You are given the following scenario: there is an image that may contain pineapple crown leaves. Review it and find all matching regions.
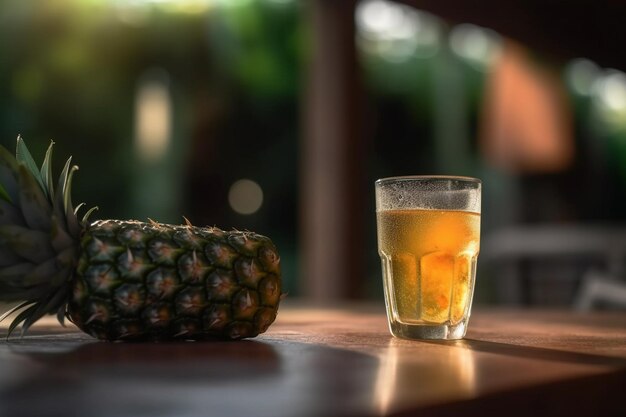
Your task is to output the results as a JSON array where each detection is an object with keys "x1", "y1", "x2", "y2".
[{"x1": 0, "y1": 136, "x2": 98, "y2": 337}]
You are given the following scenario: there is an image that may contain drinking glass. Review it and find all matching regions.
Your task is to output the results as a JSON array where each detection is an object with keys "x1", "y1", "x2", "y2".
[{"x1": 375, "y1": 176, "x2": 481, "y2": 340}]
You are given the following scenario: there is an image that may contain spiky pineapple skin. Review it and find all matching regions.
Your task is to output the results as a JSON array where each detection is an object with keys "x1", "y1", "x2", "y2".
[{"x1": 68, "y1": 220, "x2": 281, "y2": 341}]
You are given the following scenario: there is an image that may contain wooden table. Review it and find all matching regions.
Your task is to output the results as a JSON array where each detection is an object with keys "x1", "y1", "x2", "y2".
[{"x1": 1, "y1": 304, "x2": 625, "y2": 417}]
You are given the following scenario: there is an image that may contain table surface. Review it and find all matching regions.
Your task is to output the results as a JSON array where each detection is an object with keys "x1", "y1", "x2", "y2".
[{"x1": 1, "y1": 303, "x2": 625, "y2": 417}]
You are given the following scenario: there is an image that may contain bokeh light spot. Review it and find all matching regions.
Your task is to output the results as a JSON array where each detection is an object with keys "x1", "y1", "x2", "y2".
[{"x1": 228, "y1": 179, "x2": 264, "y2": 215}]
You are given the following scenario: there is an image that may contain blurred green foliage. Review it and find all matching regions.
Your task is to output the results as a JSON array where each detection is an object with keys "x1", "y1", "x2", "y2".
[
  {"x1": 0, "y1": 0, "x2": 303, "y2": 213},
  {"x1": 0, "y1": 0, "x2": 304, "y2": 293}
]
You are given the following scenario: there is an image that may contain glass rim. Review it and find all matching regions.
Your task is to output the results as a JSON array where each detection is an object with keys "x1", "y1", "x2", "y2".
[{"x1": 375, "y1": 175, "x2": 481, "y2": 186}]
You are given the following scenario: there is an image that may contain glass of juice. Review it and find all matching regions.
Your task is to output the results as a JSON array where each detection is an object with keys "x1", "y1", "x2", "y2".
[{"x1": 375, "y1": 176, "x2": 481, "y2": 340}]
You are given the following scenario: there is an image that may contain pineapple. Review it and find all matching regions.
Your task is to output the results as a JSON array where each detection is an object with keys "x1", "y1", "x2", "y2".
[{"x1": 0, "y1": 137, "x2": 281, "y2": 340}]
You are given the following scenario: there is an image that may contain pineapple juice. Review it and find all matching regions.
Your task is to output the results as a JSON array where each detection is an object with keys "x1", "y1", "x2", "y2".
[{"x1": 377, "y1": 208, "x2": 480, "y2": 326}]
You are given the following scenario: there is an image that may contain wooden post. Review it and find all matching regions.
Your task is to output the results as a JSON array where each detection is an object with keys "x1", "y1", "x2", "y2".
[{"x1": 300, "y1": 0, "x2": 364, "y2": 300}]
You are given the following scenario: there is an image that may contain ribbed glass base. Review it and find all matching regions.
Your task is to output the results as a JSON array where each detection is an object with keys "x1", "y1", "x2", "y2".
[{"x1": 388, "y1": 318, "x2": 469, "y2": 340}]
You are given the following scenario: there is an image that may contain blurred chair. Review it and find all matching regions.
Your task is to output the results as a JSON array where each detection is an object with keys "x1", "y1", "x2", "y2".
[
  {"x1": 574, "y1": 270, "x2": 626, "y2": 310},
  {"x1": 482, "y1": 225, "x2": 626, "y2": 309}
]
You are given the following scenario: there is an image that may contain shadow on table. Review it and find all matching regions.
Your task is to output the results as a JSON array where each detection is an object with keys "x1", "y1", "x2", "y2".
[
  {"x1": 0, "y1": 337, "x2": 380, "y2": 417},
  {"x1": 453, "y1": 339, "x2": 626, "y2": 367},
  {"x1": 16, "y1": 339, "x2": 282, "y2": 381}
]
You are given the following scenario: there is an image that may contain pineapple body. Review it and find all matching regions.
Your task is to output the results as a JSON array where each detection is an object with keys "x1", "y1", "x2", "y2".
[
  {"x1": 0, "y1": 138, "x2": 282, "y2": 340},
  {"x1": 69, "y1": 220, "x2": 281, "y2": 340}
]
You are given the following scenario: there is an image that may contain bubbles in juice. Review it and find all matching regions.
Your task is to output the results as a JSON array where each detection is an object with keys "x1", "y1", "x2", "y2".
[{"x1": 377, "y1": 209, "x2": 479, "y2": 325}]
